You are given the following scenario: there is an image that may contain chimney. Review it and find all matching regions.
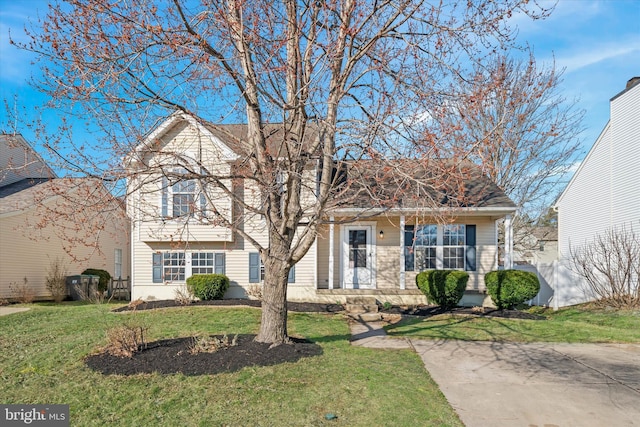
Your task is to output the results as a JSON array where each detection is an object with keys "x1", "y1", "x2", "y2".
[{"x1": 627, "y1": 77, "x2": 640, "y2": 90}]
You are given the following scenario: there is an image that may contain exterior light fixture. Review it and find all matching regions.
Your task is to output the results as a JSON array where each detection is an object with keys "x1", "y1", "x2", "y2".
[{"x1": 379, "y1": 230, "x2": 384, "y2": 239}]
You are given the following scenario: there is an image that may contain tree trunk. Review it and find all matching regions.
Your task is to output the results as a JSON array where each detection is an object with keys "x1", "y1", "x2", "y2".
[{"x1": 255, "y1": 254, "x2": 290, "y2": 344}]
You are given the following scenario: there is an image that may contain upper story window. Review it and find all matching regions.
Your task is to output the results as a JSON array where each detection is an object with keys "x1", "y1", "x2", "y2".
[
  {"x1": 172, "y1": 179, "x2": 196, "y2": 217},
  {"x1": 161, "y1": 168, "x2": 206, "y2": 219}
]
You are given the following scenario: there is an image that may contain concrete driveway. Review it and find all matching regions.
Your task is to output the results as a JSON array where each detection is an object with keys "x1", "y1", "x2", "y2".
[{"x1": 411, "y1": 340, "x2": 640, "y2": 427}]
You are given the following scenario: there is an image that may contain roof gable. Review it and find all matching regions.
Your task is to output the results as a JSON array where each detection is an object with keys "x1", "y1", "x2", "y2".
[
  {"x1": 127, "y1": 112, "x2": 240, "y2": 167},
  {"x1": 0, "y1": 134, "x2": 56, "y2": 187}
]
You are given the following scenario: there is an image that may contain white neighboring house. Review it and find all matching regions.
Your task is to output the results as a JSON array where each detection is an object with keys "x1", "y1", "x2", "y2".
[
  {"x1": 126, "y1": 112, "x2": 518, "y2": 305},
  {"x1": 552, "y1": 77, "x2": 639, "y2": 306},
  {"x1": 556, "y1": 78, "x2": 639, "y2": 256},
  {"x1": 0, "y1": 134, "x2": 130, "y2": 300}
]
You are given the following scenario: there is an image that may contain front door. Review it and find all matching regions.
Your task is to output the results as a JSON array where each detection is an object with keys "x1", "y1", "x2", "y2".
[{"x1": 343, "y1": 226, "x2": 374, "y2": 289}]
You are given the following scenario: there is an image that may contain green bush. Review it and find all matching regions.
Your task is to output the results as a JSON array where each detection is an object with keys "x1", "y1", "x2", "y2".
[
  {"x1": 416, "y1": 270, "x2": 469, "y2": 310},
  {"x1": 186, "y1": 274, "x2": 229, "y2": 300},
  {"x1": 485, "y1": 269, "x2": 540, "y2": 309},
  {"x1": 82, "y1": 268, "x2": 111, "y2": 293}
]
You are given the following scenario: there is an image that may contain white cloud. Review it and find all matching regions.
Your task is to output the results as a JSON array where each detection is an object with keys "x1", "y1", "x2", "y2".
[{"x1": 557, "y1": 41, "x2": 640, "y2": 74}]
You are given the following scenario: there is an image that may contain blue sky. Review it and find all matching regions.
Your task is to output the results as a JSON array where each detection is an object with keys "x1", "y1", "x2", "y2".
[{"x1": 1, "y1": 0, "x2": 639, "y2": 169}]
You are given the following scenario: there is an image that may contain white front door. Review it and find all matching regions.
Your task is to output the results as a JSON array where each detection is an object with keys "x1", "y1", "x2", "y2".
[{"x1": 343, "y1": 226, "x2": 374, "y2": 289}]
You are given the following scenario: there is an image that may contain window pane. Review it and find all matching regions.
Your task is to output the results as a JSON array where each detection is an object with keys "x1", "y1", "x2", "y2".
[
  {"x1": 173, "y1": 194, "x2": 194, "y2": 217},
  {"x1": 415, "y1": 247, "x2": 436, "y2": 271},
  {"x1": 443, "y1": 247, "x2": 464, "y2": 269},
  {"x1": 163, "y1": 253, "x2": 185, "y2": 281},
  {"x1": 415, "y1": 225, "x2": 437, "y2": 246},
  {"x1": 443, "y1": 224, "x2": 465, "y2": 246}
]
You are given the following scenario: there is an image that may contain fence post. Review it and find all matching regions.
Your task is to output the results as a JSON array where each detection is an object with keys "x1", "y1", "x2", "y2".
[{"x1": 553, "y1": 260, "x2": 559, "y2": 311}]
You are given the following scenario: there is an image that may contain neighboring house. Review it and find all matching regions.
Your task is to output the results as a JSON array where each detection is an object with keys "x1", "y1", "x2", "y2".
[
  {"x1": 513, "y1": 226, "x2": 558, "y2": 265},
  {"x1": 556, "y1": 78, "x2": 639, "y2": 257},
  {"x1": 127, "y1": 113, "x2": 517, "y2": 306},
  {"x1": 546, "y1": 77, "x2": 640, "y2": 307},
  {"x1": 0, "y1": 134, "x2": 130, "y2": 300}
]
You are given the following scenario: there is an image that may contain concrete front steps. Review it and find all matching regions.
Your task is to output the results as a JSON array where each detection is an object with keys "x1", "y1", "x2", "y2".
[{"x1": 345, "y1": 297, "x2": 383, "y2": 321}]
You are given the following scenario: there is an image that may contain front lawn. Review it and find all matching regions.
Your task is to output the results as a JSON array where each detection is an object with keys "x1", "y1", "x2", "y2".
[
  {"x1": 0, "y1": 303, "x2": 461, "y2": 426},
  {"x1": 386, "y1": 306, "x2": 640, "y2": 343}
]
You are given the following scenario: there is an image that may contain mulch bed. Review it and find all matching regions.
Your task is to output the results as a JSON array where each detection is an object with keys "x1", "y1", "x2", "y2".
[
  {"x1": 85, "y1": 334, "x2": 322, "y2": 376},
  {"x1": 88, "y1": 299, "x2": 543, "y2": 376},
  {"x1": 110, "y1": 298, "x2": 344, "y2": 314}
]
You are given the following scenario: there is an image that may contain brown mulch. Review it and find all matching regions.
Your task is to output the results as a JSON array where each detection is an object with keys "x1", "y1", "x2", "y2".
[
  {"x1": 88, "y1": 299, "x2": 543, "y2": 376},
  {"x1": 85, "y1": 334, "x2": 322, "y2": 376},
  {"x1": 110, "y1": 298, "x2": 344, "y2": 314}
]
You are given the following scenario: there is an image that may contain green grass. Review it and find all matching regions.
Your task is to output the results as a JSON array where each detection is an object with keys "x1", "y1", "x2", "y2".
[
  {"x1": 386, "y1": 306, "x2": 640, "y2": 343},
  {"x1": 0, "y1": 303, "x2": 462, "y2": 427}
]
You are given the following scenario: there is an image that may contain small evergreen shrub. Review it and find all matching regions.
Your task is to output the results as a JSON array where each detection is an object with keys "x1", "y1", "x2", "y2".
[
  {"x1": 186, "y1": 274, "x2": 229, "y2": 300},
  {"x1": 82, "y1": 268, "x2": 111, "y2": 293},
  {"x1": 416, "y1": 270, "x2": 469, "y2": 309},
  {"x1": 485, "y1": 269, "x2": 540, "y2": 309}
]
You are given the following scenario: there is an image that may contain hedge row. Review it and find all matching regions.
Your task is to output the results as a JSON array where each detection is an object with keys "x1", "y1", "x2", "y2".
[{"x1": 416, "y1": 269, "x2": 540, "y2": 310}]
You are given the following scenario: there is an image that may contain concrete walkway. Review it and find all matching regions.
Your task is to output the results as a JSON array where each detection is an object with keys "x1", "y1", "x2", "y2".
[
  {"x1": 0, "y1": 306, "x2": 30, "y2": 316},
  {"x1": 349, "y1": 318, "x2": 640, "y2": 427}
]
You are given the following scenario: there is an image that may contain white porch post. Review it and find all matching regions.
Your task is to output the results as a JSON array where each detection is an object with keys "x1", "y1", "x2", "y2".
[
  {"x1": 400, "y1": 215, "x2": 406, "y2": 290},
  {"x1": 504, "y1": 214, "x2": 513, "y2": 269},
  {"x1": 328, "y1": 216, "x2": 334, "y2": 290}
]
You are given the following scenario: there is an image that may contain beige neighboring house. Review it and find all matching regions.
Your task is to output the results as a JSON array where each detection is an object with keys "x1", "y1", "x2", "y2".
[
  {"x1": 127, "y1": 113, "x2": 517, "y2": 306},
  {"x1": 513, "y1": 226, "x2": 558, "y2": 265},
  {"x1": 0, "y1": 134, "x2": 130, "y2": 300}
]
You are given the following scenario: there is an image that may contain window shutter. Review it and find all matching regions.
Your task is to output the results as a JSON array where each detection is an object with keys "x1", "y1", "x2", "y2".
[
  {"x1": 215, "y1": 253, "x2": 226, "y2": 275},
  {"x1": 152, "y1": 253, "x2": 163, "y2": 283},
  {"x1": 288, "y1": 264, "x2": 295, "y2": 283},
  {"x1": 249, "y1": 253, "x2": 260, "y2": 283},
  {"x1": 404, "y1": 225, "x2": 415, "y2": 272},
  {"x1": 199, "y1": 192, "x2": 206, "y2": 217},
  {"x1": 465, "y1": 225, "x2": 477, "y2": 271},
  {"x1": 161, "y1": 176, "x2": 168, "y2": 217}
]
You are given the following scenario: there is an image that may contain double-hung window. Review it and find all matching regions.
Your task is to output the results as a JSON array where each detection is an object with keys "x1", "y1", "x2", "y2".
[
  {"x1": 404, "y1": 224, "x2": 476, "y2": 272},
  {"x1": 162, "y1": 168, "x2": 205, "y2": 219},
  {"x1": 172, "y1": 179, "x2": 196, "y2": 217},
  {"x1": 443, "y1": 225, "x2": 466, "y2": 269},
  {"x1": 192, "y1": 252, "x2": 226, "y2": 275},
  {"x1": 162, "y1": 252, "x2": 186, "y2": 281},
  {"x1": 415, "y1": 224, "x2": 438, "y2": 271},
  {"x1": 152, "y1": 252, "x2": 226, "y2": 283}
]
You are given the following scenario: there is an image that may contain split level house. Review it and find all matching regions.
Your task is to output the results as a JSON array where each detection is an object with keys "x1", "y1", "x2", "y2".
[
  {"x1": 0, "y1": 134, "x2": 130, "y2": 300},
  {"x1": 126, "y1": 113, "x2": 517, "y2": 306}
]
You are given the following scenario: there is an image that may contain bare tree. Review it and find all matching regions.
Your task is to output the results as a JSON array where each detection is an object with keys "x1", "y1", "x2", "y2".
[
  {"x1": 431, "y1": 53, "x2": 584, "y2": 252},
  {"x1": 12, "y1": 0, "x2": 551, "y2": 344},
  {"x1": 570, "y1": 223, "x2": 640, "y2": 309}
]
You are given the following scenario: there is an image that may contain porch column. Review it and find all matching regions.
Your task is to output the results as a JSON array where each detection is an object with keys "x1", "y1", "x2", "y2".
[
  {"x1": 328, "y1": 216, "x2": 334, "y2": 290},
  {"x1": 504, "y1": 214, "x2": 513, "y2": 269},
  {"x1": 400, "y1": 215, "x2": 405, "y2": 290}
]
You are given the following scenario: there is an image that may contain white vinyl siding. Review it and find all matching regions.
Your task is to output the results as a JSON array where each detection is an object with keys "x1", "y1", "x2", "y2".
[{"x1": 557, "y1": 83, "x2": 640, "y2": 258}]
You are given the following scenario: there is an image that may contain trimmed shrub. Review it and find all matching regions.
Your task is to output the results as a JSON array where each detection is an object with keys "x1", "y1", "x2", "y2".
[
  {"x1": 186, "y1": 274, "x2": 229, "y2": 300},
  {"x1": 485, "y1": 269, "x2": 540, "y2": 309},
  {"x1": 416, "y1": 270, "x2": 469, "y2": 310},
  {"x1": 82, "y1": 268, "x2": 111, "y2": 293}
]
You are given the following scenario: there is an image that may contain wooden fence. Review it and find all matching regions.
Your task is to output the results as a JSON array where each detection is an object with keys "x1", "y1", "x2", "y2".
[{"x1": 108, "y1": 277, "x2": 131, "y2": 301}]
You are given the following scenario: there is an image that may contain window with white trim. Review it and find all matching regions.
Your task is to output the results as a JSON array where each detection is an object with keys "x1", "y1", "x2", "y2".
[
  {"x1": 114, "y1": 249, "x2": 123, "y2": 278},
  {"x1": 404, "y1": 224, "x2": 476, "y2": 272},
  {"x1": 443, "y1": 224, "x2": 466, "y2": 269},
  {"x1": 163, "y1": 252, "x2": 185, "y2": 281},
  {"x1": 415, "y1": 224, "x2": 437, "y2": 271},
  {"x1": 192, "y1": 252, "x2": 226, "y2": 275},
  {"x1": 153, "y1": 252, "x2": 226, "y2": 283},
  {"x1": 161, "y1": 168, "x2": 207, "y2": 219}
]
